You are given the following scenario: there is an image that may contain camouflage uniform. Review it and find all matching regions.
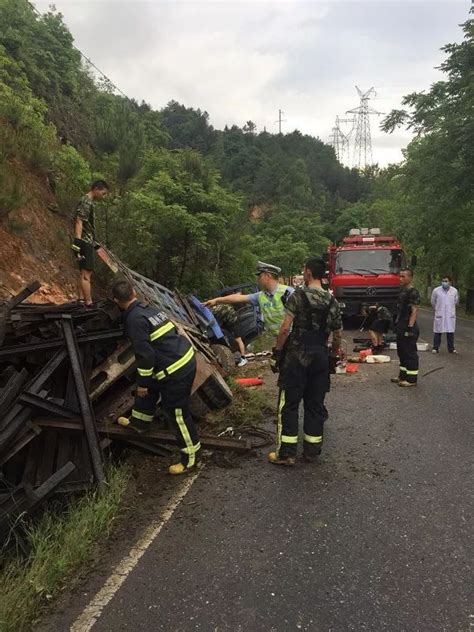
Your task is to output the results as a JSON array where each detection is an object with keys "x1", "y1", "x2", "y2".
[
  {"x1": 367, "y1": 304, "x2": 392, "y2": 334},
  {"x1": 396, "y1": 287, "x2": 421, "y2": 384},
  {"x1": 276, "y1": 287, "x2": 342, "y2": 458},
  {"x1": 73, "y1": 196, "x2": 96, "y2": 270},
  {"x1": 211, "y1": 304, "x2": 239, "y2": 330}
]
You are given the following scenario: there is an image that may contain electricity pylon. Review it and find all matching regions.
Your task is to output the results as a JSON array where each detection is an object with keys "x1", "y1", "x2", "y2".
[
  {"x1": 329, "y1": 115, "x2": 355, "y2": 164},
  {"x1": 346, "y1": 86, "x2": 383, "y2": 169}
]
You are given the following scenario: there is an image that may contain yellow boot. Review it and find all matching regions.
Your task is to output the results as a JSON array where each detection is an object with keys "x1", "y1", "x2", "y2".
[
  {"x1": 399, "y1": 380, "x2": 417, "y2": 388},
  {"x1": 117, "y1": 416, "x2": 150, "y2": 434},
  {"x1": 268, "y1": 452, "x2": 296, "y2": 466},
  {"x1": 169, "y1": 462, "x2": 197, "y2": 475}
]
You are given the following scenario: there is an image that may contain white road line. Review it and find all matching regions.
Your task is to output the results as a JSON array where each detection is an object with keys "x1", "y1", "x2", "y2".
[{"x1": 70, "y1": 469, "x2": 202, "y2": 632}]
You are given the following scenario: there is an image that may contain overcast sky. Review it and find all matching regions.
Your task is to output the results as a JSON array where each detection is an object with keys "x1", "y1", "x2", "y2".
[{"x1": 35, "y1": 0, "x2": 469, "y2": 166}]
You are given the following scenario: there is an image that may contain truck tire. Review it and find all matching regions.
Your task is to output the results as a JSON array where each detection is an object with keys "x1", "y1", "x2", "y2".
[
  {"x1": 189, "y1": 392, "x2": 210, "y2": 420},
  {"x1": 196, "y1": 370, "x2": 233, "y2": 411},
  {"x1": 210, "y1": 343, "x2": 236, "y2": 375}
]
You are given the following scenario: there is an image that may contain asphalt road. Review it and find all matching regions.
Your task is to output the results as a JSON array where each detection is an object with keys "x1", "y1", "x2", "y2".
[{"x1": 42, "y1": 309, "x2": 473, "y2": 632}]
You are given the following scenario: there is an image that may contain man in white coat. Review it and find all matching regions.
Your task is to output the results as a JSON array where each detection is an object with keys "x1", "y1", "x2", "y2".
[{"x1": 431, "y1": 275, "x2": 459, "y2": 354}]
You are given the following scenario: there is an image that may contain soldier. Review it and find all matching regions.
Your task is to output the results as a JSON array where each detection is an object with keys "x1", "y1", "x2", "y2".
[
  {"x1": 211, "y1": 303, "x2": 248, "y2": 367},
  {"x1": 268, "y1": 258, "x2": 343, "y2": 465},
  {"x1": 71, "y1": 180, "x2": 109, "y2": 307},
  {"x1": 204, "y1": 262, "x2": 293, "y2": 336},
  {"x1": 112, "y1": 279, "x2": 201, "y2": 475},
  {"x1": 391, "y1": 268, "x2": 421, "y2": 387}
]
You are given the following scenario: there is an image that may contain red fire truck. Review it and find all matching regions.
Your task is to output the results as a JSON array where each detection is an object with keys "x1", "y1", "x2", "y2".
[{"x1": 324, "y1": 228, "x2": 416, "y2": 317}]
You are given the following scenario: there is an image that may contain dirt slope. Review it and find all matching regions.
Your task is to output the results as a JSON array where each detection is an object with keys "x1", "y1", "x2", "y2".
[{"x1": 0, "y1": 171, "x2": 80, "y2": 303}]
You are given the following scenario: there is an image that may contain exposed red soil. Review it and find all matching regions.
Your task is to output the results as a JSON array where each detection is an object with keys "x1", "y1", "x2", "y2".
[{"x1": 0, "y1": 170, "x2": 79, "y2": 303}]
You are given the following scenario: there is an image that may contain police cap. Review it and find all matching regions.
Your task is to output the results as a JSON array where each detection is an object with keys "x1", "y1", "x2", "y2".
[{"x1": 256, "y1": 261, "x2": 281, "y2": 277}]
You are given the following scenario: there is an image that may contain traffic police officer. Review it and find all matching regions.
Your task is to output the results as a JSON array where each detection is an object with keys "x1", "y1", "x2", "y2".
[
  {"x1": 269, "y1": 258, "x2": 343, "y2": 465},
  {"x1": 204, "y1": 262, "x2": 293, "y2": 336},
  {"x1": 392, "y1": 268, "x2": 421, "y2": 387},
  {"x1": 112, "y1": 279, "x2": 200, "y2": 475}
]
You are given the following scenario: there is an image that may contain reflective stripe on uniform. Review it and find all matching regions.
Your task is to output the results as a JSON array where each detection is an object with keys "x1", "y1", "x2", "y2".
[
  {"x1": 182, "y1": 441, "x2": 201, "y2": 455},
  {"x1": 137, "y1": 367, "x2": 153, "y2": 377},
  {"x1": 276, "y1": 390, "x2": 285, "y2": 450},
  {"x1": 176, "y1": 408, "x2": 197, "y2": 467},
  {"x1": 406, "y1": 369, "x2": 419, "y2": 375},
  {"x1": 304, "y1": 433, "x2": 322, "y2": 444},
  {"x1": 132, "y1": 409, "x2": 153, "y2": 422},
  {"x1": 150, "y1": 321, "x2": 175, "y2": 341},
  {"x1": 281, "y1": 435, "x2": 298, "y2": 444},
  {"x1": 399, "y1": 366, "x2": 407, "y2": 371},
  {"x1": 155, "y1": 346, "x2": 195, "y2": 381}
]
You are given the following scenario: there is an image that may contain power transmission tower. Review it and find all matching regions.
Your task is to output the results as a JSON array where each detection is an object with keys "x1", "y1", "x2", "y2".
[
  {"x1": 346, "y1": 86, "x2": 383, "y2": 169},
  {"x1": 275, "y1": 109, "x2": 286, "y2": 134},
  {"x1": 329, "y1": 115, "x2": 354, "y2": 164}
]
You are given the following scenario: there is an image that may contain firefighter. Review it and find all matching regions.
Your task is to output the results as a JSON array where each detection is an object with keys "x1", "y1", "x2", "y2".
[
  {"x1": 268, "y1": 258, "x2": 343, "y2": 465},
  {"x1": 112, "y1": 279, "x2": 200, "y2": 475},
  {"x1": 204, "y1": 262, "x2": 293, "y2": 336},
  {"x1": 391, "y1": 268, "x2": 421, "y2": 387}
]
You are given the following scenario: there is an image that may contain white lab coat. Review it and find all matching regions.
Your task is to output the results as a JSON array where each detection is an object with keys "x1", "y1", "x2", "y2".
[{"x1": 431, "y1": 285, "x2": 459, "y2": 333}]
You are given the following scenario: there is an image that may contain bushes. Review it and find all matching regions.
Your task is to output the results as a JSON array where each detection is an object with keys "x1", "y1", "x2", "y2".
[{"x1": 50, "y1": 144, "x2": 91, "y2": 214}]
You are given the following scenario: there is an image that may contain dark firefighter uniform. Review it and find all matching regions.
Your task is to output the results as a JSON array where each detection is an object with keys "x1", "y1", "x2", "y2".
[
  {"x1": 395, "y1": 287, "x2": 421, "y2": 385},
  {"x1": 123, "y1": 300, "x2": 200, "y2": 467},
  {"x1": 276, "y1": 288, "x2": 342, "y2": 459}
]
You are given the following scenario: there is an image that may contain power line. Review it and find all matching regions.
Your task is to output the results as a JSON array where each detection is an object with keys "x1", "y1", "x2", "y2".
[{"x1": 27, "y1": 0, "x2": 130, "y2": 101}]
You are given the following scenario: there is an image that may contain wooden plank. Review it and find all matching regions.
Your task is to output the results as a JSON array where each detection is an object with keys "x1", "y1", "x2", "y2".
[
  {"x1": 36, "y1": 418, "x2": 251, "y2": 452},
  {"x1": 35, "y1": 430, "x2": 58, "y2": 487},
  {"x1": 0, "y1": 350, "x2": 67, "y2": 455},
  {"x1": 61, "y1": 318, "x2": 105, "y2": 486},
  {"x1": 0, "y1": 281, "x2": 41, "y2": 346},
  {"x1": 0, "y1": 368, "x2": 29, "y2": 412},
  {"x1": 0, "y1": 422, "x2": 41, "y2": 467}
]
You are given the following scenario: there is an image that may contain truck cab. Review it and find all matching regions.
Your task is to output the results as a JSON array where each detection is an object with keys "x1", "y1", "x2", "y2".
[{"x1": 326, "y1": 228, "x2": 408, "y2": 318}]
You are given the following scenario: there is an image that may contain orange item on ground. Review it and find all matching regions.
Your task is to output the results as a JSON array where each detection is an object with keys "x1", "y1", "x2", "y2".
[
  {"x1": 345, "y1": 363, "x2": 359, "y2": 373},
  {"x1": 359, "y1": 348, "x2": 373, "y2": 360},
  {"x1": 235, "y1": 377, "x2": 264, "y2": 387}
]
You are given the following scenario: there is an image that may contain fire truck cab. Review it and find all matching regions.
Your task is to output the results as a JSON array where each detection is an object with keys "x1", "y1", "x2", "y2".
[{"x1": 325, "y1": 228, "x2": 414, "y2": 318}]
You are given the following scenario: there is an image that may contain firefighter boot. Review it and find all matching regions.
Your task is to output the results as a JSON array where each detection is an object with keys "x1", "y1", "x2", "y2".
[
  {"x1": 399, "y1": 380, "x2": 417, "y2": 388},
  {"x1": 268, "y1": 451, "x2": 296, "y2": 466},
  {"x1": 169, "y1": 459, "x2": 201, "y2": 475},
  {"x1": 391, "y1": 377, "x2": 401, "y2": 384},
  {"x1": 117, "y1": 416, "x2": 151, "y2": 434}
]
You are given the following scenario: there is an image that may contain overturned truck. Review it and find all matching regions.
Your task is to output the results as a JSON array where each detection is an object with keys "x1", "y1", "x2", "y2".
[{"x1": 0, "y1": 247, "x2": 243, "y2": 544}]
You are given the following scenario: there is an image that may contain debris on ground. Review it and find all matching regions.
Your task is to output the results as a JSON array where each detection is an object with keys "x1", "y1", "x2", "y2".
[{"x1": 0, "y1": 265, "x2": 255, "y2": 547}]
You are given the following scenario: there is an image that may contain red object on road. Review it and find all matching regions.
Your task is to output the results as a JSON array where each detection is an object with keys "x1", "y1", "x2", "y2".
[
  {"x1": 235, "y1": 377, "x2": 264, "y2": 387},
  {"x1": 359, "y1": 348, "x2": 373, "y2": 359},
  {"x1": 346, "y1": 363, "x2": 359, "y2": 373}
]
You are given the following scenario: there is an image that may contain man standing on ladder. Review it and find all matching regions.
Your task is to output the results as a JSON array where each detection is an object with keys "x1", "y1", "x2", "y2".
[{"x1": 112, "y1": 279, "x2": 200, "y2": 475}]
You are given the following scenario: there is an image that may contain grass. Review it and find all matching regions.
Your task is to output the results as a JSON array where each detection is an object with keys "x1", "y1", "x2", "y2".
[
  {"x1": 210, "y1": 376, "x2": 275, "y2": 428},
  {"x1": 0, "y1": 465, "x2": 130, "y2": 632}
]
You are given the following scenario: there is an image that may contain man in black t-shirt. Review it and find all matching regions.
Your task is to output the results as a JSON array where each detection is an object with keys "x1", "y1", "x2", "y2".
[{"x1": 392, "y1": 269, "x2": 421, "y2": 387}]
